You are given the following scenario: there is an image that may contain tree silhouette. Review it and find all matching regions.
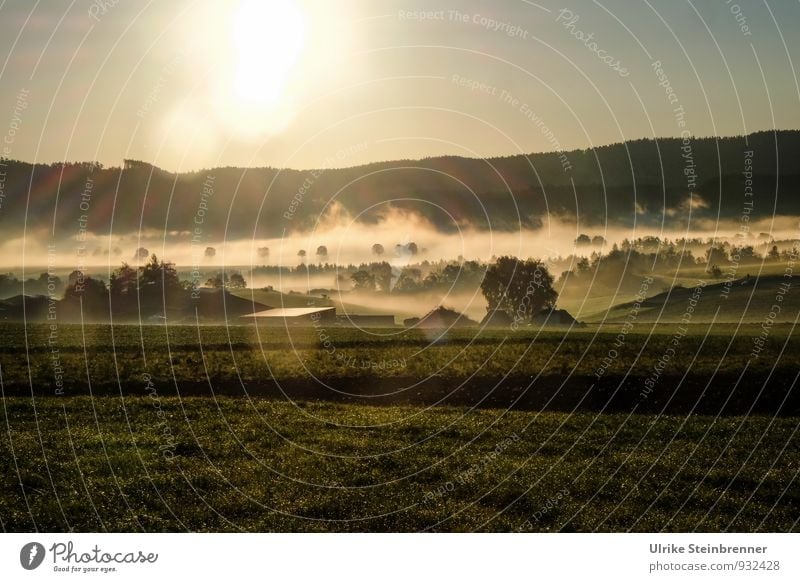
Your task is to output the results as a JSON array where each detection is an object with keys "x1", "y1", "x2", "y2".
[
  {"x1": 206, "y1": 273, "x2": 227, "y2": 288},
  {"x1": 63, "y1": 275, "x2": 108, "y2": 319},
  {"x1": 480, "y1": 256, "x2": 557, "y2": 322},
  {"x1": 228, "y1": 272, "x2": 247, "y2": 288},
  {"x1": 351, "y1": 270, "x2": 376, "y2": 291},
  {"x1": 591, "y1": 235, "x2": 606, "y2": 247},
  {"x1": 109, "y1": 263, "x2": 138, "y2": 303}
]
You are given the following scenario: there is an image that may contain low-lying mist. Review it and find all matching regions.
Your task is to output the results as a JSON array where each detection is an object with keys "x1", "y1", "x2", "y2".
[{"x1": 7, "y1": 211, "x2": 800, "y2": 276}]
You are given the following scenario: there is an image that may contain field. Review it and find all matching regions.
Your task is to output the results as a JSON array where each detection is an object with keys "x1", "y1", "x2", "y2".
[
  {"x1": 2, "y1": 397, "x2": 798, "y2": 532},
  {"x1": 0, "y1": 321, "x2": 799, "y2": 532}
]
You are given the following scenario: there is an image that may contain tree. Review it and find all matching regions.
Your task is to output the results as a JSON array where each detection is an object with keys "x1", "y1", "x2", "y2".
[
  {"x1": 768, "y1": 245, "x2": 780, "y2": 261},
  {"x1": 591, "y1": 235, "x2": 606, "y2": 247},
  {"x1": 107, "y1": 262, "x2": 140, "y2": 316},
  {"x1": 351, "y1": 270, "x2": 376, "y2": 291},
  {"x1": 371, "y1": 262, "x2": 393, "y2": 292},
  {"x1": 394, "y1": 268, "x2": 422, "y2": 292},
  {"x1": 372, "y1": 243, "x2": 384, "y2": 256},
  {"x1": 133, "y1": 247, "x2": 149, "y2": 261},
  {"x1": 63, "y1": 275, "x2": 108, "y2": 319},
  {"x1": 394, "y1": 242, "x2": 418, "y2": 257},
  {"x1": 316, "y1": 245, "x2": 328, "y2": 261},
  {"x1": 206, "y1": 273, "x2": 227, "y2": 288},
  {"x1": 204, "y1": 247, "x2": 216, "y2": 258},
  {"x1": 705, "y1": 246, "x2": 728, "y2": 269},
  {"x1": 257, "y1": 247, "x2": 270, "y2": 259},
  {"x1": 137, "y1": 254, "x2": 185, "y2": 316},
  {"x1": 575, "y1": 234, "x2": 591, "y2": 247},
  {"x1": 64, "y1": 275, "x2": 106, "y2": 299},
  {"x1": 228, "y1": 272, "x2": 247, "y2": 289},
  {"x1": 297, "y1": 249, "x2": 307, "y2": 262},
  {"x1": 139, "y1": 254, "x2": 181, "y2": 291},
  {"x1": 731, "y1": 245, "x2": 757, "y2": 263},
  {"x1": 109, "y1": 263, "x2": 138, "y2": 298},
  {"x1": 480, "y1": 256, "x2": 557, "y2": 323}
]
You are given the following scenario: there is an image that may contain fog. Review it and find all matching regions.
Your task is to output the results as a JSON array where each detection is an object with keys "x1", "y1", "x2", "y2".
[{"x1": 8, "y1": 212, "x2": 799, "y2": 275}]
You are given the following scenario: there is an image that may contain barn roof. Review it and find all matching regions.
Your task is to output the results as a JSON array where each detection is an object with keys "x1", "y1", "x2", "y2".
[{"x1": 241, "y1": 306, "x2": 335, "y2": 318}]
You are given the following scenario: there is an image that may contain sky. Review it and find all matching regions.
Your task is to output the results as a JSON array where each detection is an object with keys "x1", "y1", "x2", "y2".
[{"x1": 0, "y1": 0, "x2": 799, "y2": 172}]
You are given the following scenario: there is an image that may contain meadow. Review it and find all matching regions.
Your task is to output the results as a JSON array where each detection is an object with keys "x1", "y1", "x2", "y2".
[
  {"x1": 2, "y1": 321, "x2": 798, "y2": 382},
  {"x1": 1, "y1": 397, "x2": 798, "y2": 532},
  {"x1": 0, "y1": 321, "x2": 798, "y2": 532}
]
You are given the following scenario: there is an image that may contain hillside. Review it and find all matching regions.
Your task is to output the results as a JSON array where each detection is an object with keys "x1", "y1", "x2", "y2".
[
  {"x1": 1, "y1": 131, "x2": 798, "y2": 244},
  {"x1": 595, "y1": 275, "x2": 798, "y2": 323},
  {"x1": 0, "y1": 288, "x2": 268, "y2": 324}
]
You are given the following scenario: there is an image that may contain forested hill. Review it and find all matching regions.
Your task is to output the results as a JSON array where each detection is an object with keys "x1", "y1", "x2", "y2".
[{"x1": 1, "y1": 130, "x2": 798, "y2": 241}]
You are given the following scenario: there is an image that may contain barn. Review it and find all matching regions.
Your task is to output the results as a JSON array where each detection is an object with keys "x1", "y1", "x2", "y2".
[
  {"x1": 337, "y1": 314, "x2": 396, "y2": 327},
  {"x1": 241, "y1": 306, "x2": 336, "y2": 326}
]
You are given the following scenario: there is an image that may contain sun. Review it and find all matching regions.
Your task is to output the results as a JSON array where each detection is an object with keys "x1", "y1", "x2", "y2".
[
  {"x1": 163, "y1": 0, "x2": 353, "y2": 149},
  {"x1": 231, "y1": 0, "x2": 306, "y2": 106}
]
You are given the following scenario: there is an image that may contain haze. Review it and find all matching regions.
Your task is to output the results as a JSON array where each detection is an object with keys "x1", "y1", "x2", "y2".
[{"x1": 0, "y1": 0, "x2": 798, "y2": 172}]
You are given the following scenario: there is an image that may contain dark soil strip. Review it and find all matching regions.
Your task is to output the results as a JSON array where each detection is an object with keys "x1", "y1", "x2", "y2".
[{"x1": 7, "y1": 371, "x2": 799, "y2": 416}]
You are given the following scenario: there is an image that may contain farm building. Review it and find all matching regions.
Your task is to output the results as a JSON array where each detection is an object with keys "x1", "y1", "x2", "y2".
[
  {"x1": 241, "y1": 306, "x2": 336, "y2": 326},
  {"x1": 337, "y1": 314, "x2": 396, "y2": 327},
  {"x1": 532, "y1": 308, "x2": 583, "y2": 327},
  {"x1": 479, "y1": 309, "x2": 513, "y2": 328},
  {"x1": 404, "y1": 306, "x2": 477, "y2": 329}
]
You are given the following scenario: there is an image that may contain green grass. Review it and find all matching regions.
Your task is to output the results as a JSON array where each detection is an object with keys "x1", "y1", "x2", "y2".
[
  {"x1": 1, "y1": 396, "x2": 797, "y2": 532},
  {"x1": 1, "y1": 322, "x2": 798, "y2": 532},
  {"x1": 1, "y1": 322, "x2": 797, "y2": 388}
]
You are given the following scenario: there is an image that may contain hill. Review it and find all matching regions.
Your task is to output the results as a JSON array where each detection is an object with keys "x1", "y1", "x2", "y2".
[
  {"x1": 0, "y1": 289, "x2": 268, "y2": 324},
  {"x1": 1, "y1": 131, "x2": 799, "y2": 244},
  {"x1": 595, "y1": 275, "x2": 798, "y2": 323}
]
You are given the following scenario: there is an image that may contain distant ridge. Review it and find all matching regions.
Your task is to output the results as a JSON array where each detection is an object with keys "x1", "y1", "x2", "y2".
[{"x1": 1, "y1": 130, "x2": 798, "y2": 241}]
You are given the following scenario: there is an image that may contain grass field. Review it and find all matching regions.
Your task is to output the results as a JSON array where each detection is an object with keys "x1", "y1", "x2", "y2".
[
  {"x1": 0, "y1": 321, "x2": 798, "y2": 532},
  {"x1": 1, "y1": 397, "x2": 798, "y2": 532},
  {"x1": 2, "y1": 321, "x2": 798, "y2": 386}
]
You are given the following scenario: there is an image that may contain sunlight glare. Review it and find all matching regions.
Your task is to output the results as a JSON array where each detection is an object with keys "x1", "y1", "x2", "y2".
[{"x1": 232, "y1": 0, "x2": 306, "y2": 106}]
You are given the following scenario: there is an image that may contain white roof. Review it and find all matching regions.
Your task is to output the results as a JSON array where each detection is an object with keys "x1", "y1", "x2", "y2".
[{"x1": 242, "y1": 306, "x2": 335, "y2": 318}]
